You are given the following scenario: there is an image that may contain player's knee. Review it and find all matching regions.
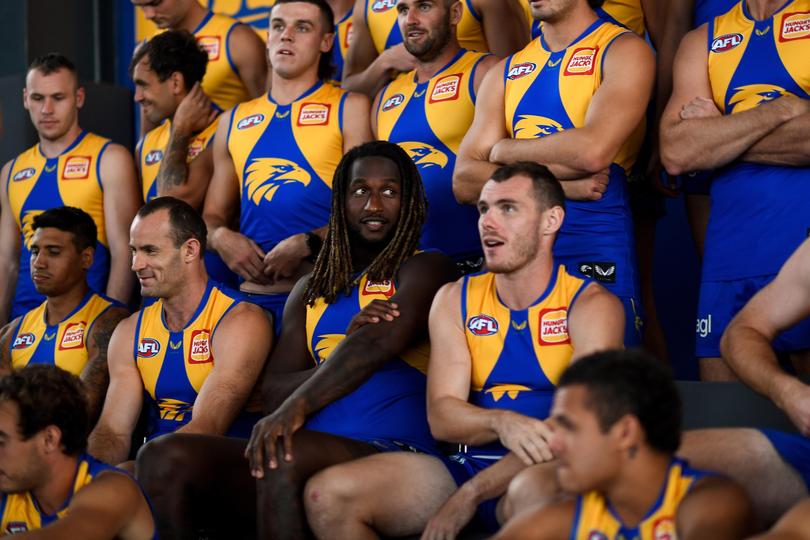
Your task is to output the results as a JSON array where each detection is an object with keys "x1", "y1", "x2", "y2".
[
  {"x1": 503, "y1": 464, "x2": 560, "y2": 520},
  {"x1": 304, "y1": 468, "x2": 363, "y2": 525},
  {"x1": 136, "y1": 434, "x2": 194, "y2": 492}
]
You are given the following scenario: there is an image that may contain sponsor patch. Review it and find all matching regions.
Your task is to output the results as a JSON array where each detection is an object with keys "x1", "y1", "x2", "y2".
[
  {"x1": 652, "y1": 517, "x2": 677, "y2": 540},
  {"x1": 145, "y1": 149, "x2": 164, "y2": 165},
  {"x1": 564, "y1": 47, "x2": 598, "y2": 76},
  {"x1": 578, "y1": 261, "x2": 616, "y2": 284},
  {"x1": 237, "y1": 113, "x2": 265, "y2": 130},
  {"x1": 429, "y1": 73, "x2": 462, "y2": 103},
  {"x1": 344, "y1": 21, "x2": 354, "y2": 48},
  {"x1": 297, "y1": 103, "x2": 331, "y2": 126},
  {"x1": 711, "y1": 32, "x2": 743, "y2": 52},
  {"x1": 382, "y1": 93, "x2": 405, "y2": 112},
  {"x1": 781, "y1": 12, "x2": 810, "y2": 41},
  {"x1": 138, "y1": 338, "x2": 161, "y2": 358},
  {"x1": 62, "y1": 156, "x2": 91, "y2": 180},
  {"x1": 12, "y1": 333, "x2": 35, "y2": 350},
  {"x1": 6, "y1": 522, "x2": 28, "y2": 534},
  {"x1": 467, "y1": 314, "x2": 499, "y2": 336},
  {"x1": 187, "y1": 138, "x2": 205, "y2": 159},
  {"x1": 58, "y1": 322, "x2": 86, "y2": 350},
  {"x1": 507, "y1": 62, "x2": 536, "y2": 80},
  {"x1": 12, "y1": 167, "x2": 36, "y2": 181},
  {"x1": 196, "y1": 35, "x2": 221, "y2": 60},
  {"x1": 538, "y1": 308, "x2": 570, "y2": 345},
  {"x1": 371, "y1": 0, "x2": 397, "y2": 12},
  {"x1": 362, "y1": 279, "x2": 395, "y2": 297},
  {"x1": 189, "y1": 329, "x2": 213, "y2": 364}
]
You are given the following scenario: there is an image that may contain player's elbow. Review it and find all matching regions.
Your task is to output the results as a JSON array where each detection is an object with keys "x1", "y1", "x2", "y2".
[
  {"x1": 427, "y1": 404, "x2": 453, "y2": 442},
  {"x1": 452, "y1": 167, "x2": 480, "y2": 205},
  {"x1": 659, "y1": 129, "x2": 692, "y2": 176}
]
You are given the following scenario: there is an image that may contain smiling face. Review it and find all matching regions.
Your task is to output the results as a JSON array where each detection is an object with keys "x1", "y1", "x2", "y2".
[
  {"x1": 267, "y1": 2, "x2": 333, "y2": 80},
  {"x1": 345, "y1": 156, "x2": 403, "y2": 247},
  {"x1": 24, "y1": 68, "x2": 83, "y2": 143},
  {"x1": 132, "y1": 55, "x2": 179, "y2": 125},
  {"x1": 397, "y1": 0, "x2": 457, "y2": 61},
  {"x1": 129, "y1": 209, "x2": 188, "y2": 298},
  {"x1": 29, "y1": 227, "x2": 92, "y2": 297}
]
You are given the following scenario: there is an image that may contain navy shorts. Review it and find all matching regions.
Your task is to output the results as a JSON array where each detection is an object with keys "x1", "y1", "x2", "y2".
[
  {"x1": 236, "y1": 290, "x2": 288, "y2": 336},
  {"x1": 761, "y1": 429, "x2": 810, "y2": 490},
  {"x1": 442, "y1": 451, "x2": 505, "y2": 533},
  {"x1": 620, "y1": 295, "x2": 644, "y2": 348}
]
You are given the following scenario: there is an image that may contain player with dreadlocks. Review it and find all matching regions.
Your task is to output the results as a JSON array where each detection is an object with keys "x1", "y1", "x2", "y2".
[{"x1": 135, "y1": 140, "x2": 458, "y2": 539}]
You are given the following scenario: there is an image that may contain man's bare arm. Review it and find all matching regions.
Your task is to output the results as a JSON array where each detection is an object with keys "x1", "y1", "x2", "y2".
[
  {"x1": 228, "y1": 23, "x2": 269, "y2": 99},
  {"x1": 0, "y1": 317, "x2": 21, "y2": 375},
  {"x1": 82, "y1": 306, "x2": 130, "y2": 427},
  {"x1": 676, "y1": 477, "x2": 754, "y2": 540},
  {"x1": 568, "y1": 283, "x2": 625, "y2": 360},
  {"x1": 741, "y1": 113, "x2": 810, "y2": 166},
  {"x1": 0, "y1": 160, "x2": 22, "y2": 326},
  {"x1": 493, "y1": 499, "x2": 575, "y2": 540},
  {"x1": 474, "y1": 0, "x2": 529, "y2": 57},
  {"x1": 99, "y1": 144, "x2": 141, "y2": 305},
  {"x1": 748, "y1": 499, "x2": 810, "y2": 540}
]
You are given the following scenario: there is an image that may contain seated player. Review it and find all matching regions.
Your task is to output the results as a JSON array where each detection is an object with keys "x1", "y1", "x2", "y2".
[
  {"x1": 135, "y1": 141, "x2": 457, "y2": 539},
  {"x1": 0, "y1": 207, "x2": 129, "y2": 424},
  {"x1": 749, "y1": 499, "x2": 810, "y2": 540},
  {"x1": 87, "y1": 197, "x2": 271, "y2": 466},
  {"x1": 0, "y1": 365, "x2": 155, "y2": 539},
  {"x1": 495, "y1": 350, "x2": 753, "y2": 540}
]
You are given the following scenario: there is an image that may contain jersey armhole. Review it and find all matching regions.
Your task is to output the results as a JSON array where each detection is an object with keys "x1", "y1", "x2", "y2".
[
  {"x1": 599, "y1": 30, "x2": 632, "y2": 81},
  {"x1": 338, "y1": 91, "x2": 350, "y2": 132},
  {"x1": 225, "y1": 22, "x2": 240, "y2": 76},
  {"x1": 460, "y1": 275, "x2": 470, "y2": 328},
  {"x1": 8, "y1": 317, "x2": 24, "y2": 360},
  {"x1": 707, "y1": 19, "x2": 716, "y2": 52},
  {"x1": 464, "y1": 0, "x2": 482, "y2": 22},
  {"x1": 469, "y1": 53, "x2": 490, "y2": 103},
  {"x1": 566, "y1": 277, "x2": 594, "y2": 325},
  {"x1": 225, "y1": 106, "x2": 240, "y2": 152},
  {"x1": 569, "y1": 496, "x2": 584, "y2": 540},
  {"x1": 5, "y1": 157, "x2": 17, "y2": 198},
  {"x1": 96, "y1": 141, "x2": 113, "y2": 191},
  {"x1": 132, "y1": 310, "x2": 146, "y2": 364},
  {"x1": 502, "y1": 54, "x2": 514, "y2": 83}
]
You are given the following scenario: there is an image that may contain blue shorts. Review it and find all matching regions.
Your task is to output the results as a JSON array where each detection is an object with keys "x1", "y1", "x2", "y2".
[
  {"x1": 696, "y1": 275, "x2": 810, "y2": 358},
  {"x1": 761, "y1": 429, "x2": 810, "y2": 490},
  {"x1": 236, "y1": 291, "x2": 288, "y2": 336},
  {"x1": 681, "y1": 171, "x2": 712, "y2": 195},
  {"x1": 442, "y1": 451, "x2": 505, "y2": 533},
  {"x1": 621, "y1": 295, "x2": 644, "y2": 348}
]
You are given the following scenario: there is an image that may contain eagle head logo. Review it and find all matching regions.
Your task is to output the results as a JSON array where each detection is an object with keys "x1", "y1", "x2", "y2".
[
  {"x1": 484, "y1": 384, "x2": 532, "y2": 402},
  {"x1": 21, "y1": 210, "x2": 45, "y2": 249},
  {"x1": 729, "y1": 85, "x2": 790, "y2": 113},
  {"x1": 245, "y1": 158, "x2": 311, "y2": 205},
  {"x1": 514, "y1": 115, "x2": 565, "y2": 139},
  {"x1": 399, "y1": 141, "x2": 449, "y2": 170},
  {"x1": 314, "y1": 334, "x2": 345, "y2": 365}
]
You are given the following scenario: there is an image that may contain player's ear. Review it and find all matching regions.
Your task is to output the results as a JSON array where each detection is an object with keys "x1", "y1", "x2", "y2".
[
  {"x1": 75, "y1": 86, "x2": 86, "y2": 109},
  {"x1": 40, "y1": 425, "x2": 64, "y2": 454},
  {"x1": 611, "y1": 414, "x2": 642, "y2": 454},
  {"x1": 182, "y1": 237, "x2": 201, "y2": 262},
  {"x1": 542, "y1": 205, "x2": 564, "y2": 236},
  {"x1": 449, "y1": 0, "x2": 463, "y2": 26},
  {"x1": 80, "y1": 246, "x2": 94, "y2": 271},
  {"x1": 170, "y1": 71, "x2": 185, "y2": 95}
]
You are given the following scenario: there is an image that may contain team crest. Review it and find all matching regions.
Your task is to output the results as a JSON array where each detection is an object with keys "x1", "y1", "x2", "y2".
[
  {"x1": 245, "y1": 158, "x2": 311, "y2": 204},
  {"x1": 382, "y1": 93, "x2": 405, "y2": 112},
  {"x1": 711, "y1": 33, "x2": 743, "y2": 52},
  {"x1": 371, "y1": 0, "x2": 397, "y2": 12},
  {"x1": 507, "y1": 62, "x2": 536, "y2": 80},
  {"x1": 564, "y1": 47, "x2": 598, "y2": 76},
  {"x1": 314, "y1": 333, "x2": 345, "y2": 364},
  {"x1": 780, "y1": 12, "x2": 810, "y2": 41},
  {"x1": 12, "y1": 167, "x2": 36, "y2": 181},
  {"x1": 145, "y1": 149, "x2": 164, "y2": 166},
  {"x1": 138, "y1": 338, "x2": 161, "y2": 358},
  {"x1": 362, "y1": 279, "x2": 395, "y2": 297},
  {"x1": 189, "y1": 329, "x2": 213, "y2": 364},
  {"x1": 429, "y1": 73, "x2": 462, "y2": 103},
  {"x1": 467, "y1": 314, "x2": 499, "y2": 336},
  {"x1": 514, "y1": 115, "x2": 564, "y2": 138},
  {"x1": 729, "y1": 84, "x2": 789, "y2": 113},
  {"x1": 538, "y1": 308, "x2": 570, "y2": 345},
  {"x1": 62, "y1": 156, "x2": 91, "y2": 179},
  {"x1": 12, "y1": 333, "x2": 35, "y2": 349},
  {"x1": 196, "y1": 36, "x2": 221, "y2": 60},
  {"x1": 652, "y1": 517, "x2": 677, "y2": 540},
  {"x1": 297, "y1": 103, "x2": 331, "y2": 126},
  {"x1": 400, "y1": 141, "x2": 449, "y2": 169},
  {"x1": 237, "y1": 114, "x2": 265, "y2": 130},
  {"x1": 58, "y1": 322, "x2": 86, "y2": 350}
]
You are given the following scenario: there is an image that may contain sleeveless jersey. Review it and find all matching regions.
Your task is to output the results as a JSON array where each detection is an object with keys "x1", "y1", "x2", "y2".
[
  {"x1": 0, "y1": 453, "x2": 154, "y2": 538},
  {"x1": 194, "y1": 12, "x2": 252, "y2": 111},
  {"x1": 10, "y1": 291, "x2": 120, "y2": 375},
  {"x1": 333, "y1": 8, "x2": 355, "y2": 82},
  {"x1": 138, "y1": 118, "x2": 218, "y2": 202},
  {"x1": 303, "y1": 271, "x2": 435, "y2": 451},
  {"x1": 376, "y1": 49, "x2": 488, "y2": 259},
  {"x1": 703, "y1": 0, "x2": 810, "y2": 280},
  {"x1": 366, "y1": 0, "x2": 490, "y2": 54},
  {"x1": 463, "y1": 265, "x2": 587, "y2": 428},
  {"x1": 525, "y1": 0, "x2": 646, "y2": 39},
  {"x1": 134, "y1": 281, "x2": 255, "y2": 439},
  {"x1": 7, "y1": 131, "x2": 112, "y2": 318},
  {"x1": 504, "y1": 21, "x2": 641, "y2": 298},
  {"x1": 227, "y1": 82, "x2": 347, "y2": 253},
  {"x1": 571, "y1": 459, "x2": 708, "y2": 540}
]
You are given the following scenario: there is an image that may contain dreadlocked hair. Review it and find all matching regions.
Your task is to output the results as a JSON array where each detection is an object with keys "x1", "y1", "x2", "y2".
[{"x1": 304, "y1": 141, "x2": 428, "y2": 306}]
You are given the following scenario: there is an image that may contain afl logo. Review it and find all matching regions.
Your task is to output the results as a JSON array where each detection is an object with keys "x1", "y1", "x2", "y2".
[
  {"x1": 12, "y1": 333, "x2": 35, "y2": 349},
  {"x1": 237, "y1": 114, "x2": 265, "y2": 130},
  {"x1": 145, "y1": 150, "x2": 164, "y2": 165},
  {"x1": 507, "y1": 62, "x2": 536, "y2": 80},
  {"x1": 711, "y1": 33, "x2": 743, "y2": 52},
  {"x1": 371, "y1": 0, "x2": 396, "y2": 12},
  {"x1": 138, "y1": 338, "x2": 161, "y2": 358},
  {"x1": 467, "y1": 314, "x2": 499, "y2": 336},
  {"x1": 382, "y1": 93, "x2": 405, "y2": 112},
  {"x1": 12, "y1": 168, "x2": 36, "y2": 182}
]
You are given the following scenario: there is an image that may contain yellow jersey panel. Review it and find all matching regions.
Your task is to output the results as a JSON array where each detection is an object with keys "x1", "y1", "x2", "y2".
[{"x1": 195, "y1": 12, "x2": 253, "y2": 111}]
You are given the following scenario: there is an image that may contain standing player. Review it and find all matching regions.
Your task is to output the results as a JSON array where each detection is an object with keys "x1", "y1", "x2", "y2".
[
  {"x1": 0, "y1": 54, "x2": 140, "y2": 327},
  {"x1": 374, "y1": 0, "x2": 498, "y2": 268},
  {"x1": 204, "y1": 0, "x2": 372, "y2": 332}
]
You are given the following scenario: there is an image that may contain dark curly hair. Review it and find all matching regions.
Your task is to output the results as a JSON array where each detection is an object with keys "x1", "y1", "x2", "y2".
[
  {"x1": 32, "y1": 206, "x2": 97, "y2": 252},
  {"x1": 130, "y1": 29, "x2": 208, "y2": 89}
]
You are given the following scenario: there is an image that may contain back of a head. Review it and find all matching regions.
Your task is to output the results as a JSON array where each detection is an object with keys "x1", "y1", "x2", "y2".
[
  {"x1": 32, "y1": 206, "x2": 98, "y2": 252},
  {"x1": 0, "y1": 365, "x2": 89, "y2": 456},
  {"x1": 490, "y1": 161, "x2": 566, "y2": 213},
  {"x1": 558, "y1": 349, "x2": 681, "y2": 454},
  {"x1": 137, "y1": 196, "x2": 208, "y2": 252},
  {"x1": 272, "y1": 0, "x2": 336, "y2": 80},
  {"x1": 130, "y1": 30, "x2": 208, "y2": 89}
]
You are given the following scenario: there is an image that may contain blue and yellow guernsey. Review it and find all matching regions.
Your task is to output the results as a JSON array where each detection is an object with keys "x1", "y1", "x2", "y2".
[
  {"x1": 227, "y1": 82, "x2": 347, "y2": 254},
  {"x1": 571, "y1": 459, "x2": 708, "y2": 540},
  {"x1": 303, "y1": 272, "x2": 436, "y2": 452},
  {"x1": 525, "y1": 0, "x2": 646, "y2": 39},
  {"x1": 333, "y1": 7, "x2": 355, "y2": 82},
  {"x1": 193, "y1": 12, "x2": 253, "y2": 112},
  {"x1": 366, "y1": 0, "x2": 491, "y2": 53},
  {"x1": 503, "y1": 21, "x2": 642, "y2": 299},
  {"x1": 376, "y1": 49, "x2": 488, "y2": 259},
  {"x1": 7, "y1": 131, "x2": 112, "y2": 320},
  {"x1": 0, "y1": 453, "x2": 155, "y2": 538},
  {"x1": 10, "y1": 291, "x2": 121, "y2": 375},
  {"x1": 703, "y1": 0, "x2": 810, "y2": 281},
  {"x1": 463, "y1": 265, "x2": 588, "y2": 454},
  {"x1": 134, "y1": 281, "x2": 258, "y2": 439}
]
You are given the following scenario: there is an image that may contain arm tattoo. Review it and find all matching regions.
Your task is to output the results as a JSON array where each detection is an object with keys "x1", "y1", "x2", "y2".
[
  {"x1": 83, "y1": 310, "x2": 127, "y2": 426},
  {"x1": 156, "y1": 131, "x2": 192, "y2": 191}
]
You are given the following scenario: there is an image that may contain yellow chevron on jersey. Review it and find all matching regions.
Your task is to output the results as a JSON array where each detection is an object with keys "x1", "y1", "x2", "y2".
[
  {"x1": 504, "y1": 21, "x2": 640, "y2": 173},
  {"x1": 463, "y1": 265, "x2": 586, "y2": 417},
  {"x1": 194, "y1": 12, "x2": 252, "y2": 111},
  {"x1": 139, "y1": 118, "x2": 218, "y2": 202},
  {"x1": 708, "y1": 0, "x2": 810, "y2": 114},
  {"x1": 572, "y1": 459, "x2": 707, "y2": 540},
  {"x1": 10, "y1": 292, "x2": 118, "y2": 375},
  {"x1": 522, "y1": 0, "x2": 646, "y2": 38}
]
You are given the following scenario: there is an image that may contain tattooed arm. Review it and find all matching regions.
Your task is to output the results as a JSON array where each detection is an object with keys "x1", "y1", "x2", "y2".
[
  {"x1": 82, "y1": 306, "x2": 130, "y2": 427},
  {"x1": 0, "y1": 317, "x2": 21, "y2": 376}
]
